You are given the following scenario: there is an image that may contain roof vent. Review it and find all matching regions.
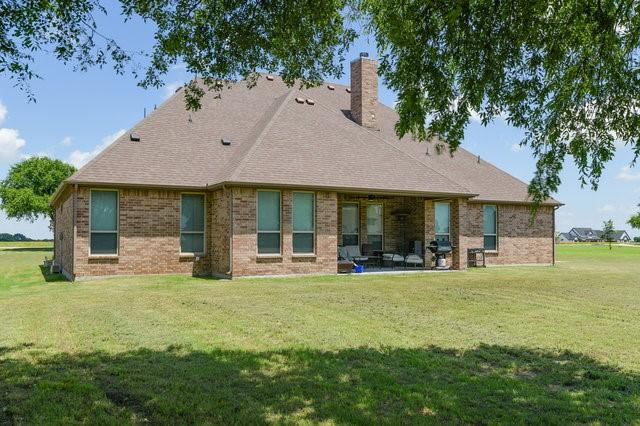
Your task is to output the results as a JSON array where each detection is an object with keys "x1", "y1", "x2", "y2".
[
  {"x1": 346, "y1": 88, "x2": 351, "y2": 93},
  {"x1": 477, "y1": 155, "x2": 481, "y2": 163},
  {"x1": 266, "y1": 75, "x2": 274, "y2": 81},
  {"x1": 130, "y1": 133, "x2": 140, "y2": 142},
  {"x1": 221, "y1": 138, "x2": 231, "y2": 146},
  {"x1": 295, "y1": 97, "x2": 305, "y2": 104},
  {"x1": 327, "y1": 85, "x2": 335, "y2": 90},
  {"x1": 305, "y1": 98, "x2": 315, "y2": 105},
  {"x1": 360, "y1": 52, "x2": 369, "y2": 58}
]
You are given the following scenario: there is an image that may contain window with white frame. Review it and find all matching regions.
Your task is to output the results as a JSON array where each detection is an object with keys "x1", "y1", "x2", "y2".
[
  {"x1": 483, "y1": 205, "x2": 497, "y2": 250},
  {"x1": 434, "y1": 202, "x2": 450, "y2": 241},
  {"x1": 90, "y1": 190, "x2": 118, "y2": 255},
  {"x1": 341, "y1": 203, "x2": 359, "y2": 246},
  {"x1": 366, "y1": 203, "x2": 383, "y2": 251},
  {"x1": 180, "y1": 194, "x2": 205, "y2": 254},
  {"x1": 257, "y1": 190, "x2": 281, "y2": 254},
  {"x1": 292, "y1": 192, "x2": 315, "y2": 253}
]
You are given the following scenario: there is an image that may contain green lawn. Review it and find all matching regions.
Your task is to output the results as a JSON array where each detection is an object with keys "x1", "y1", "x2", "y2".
[{"x1": 0, "y1": 244, "x2": 639, "y2": 424}]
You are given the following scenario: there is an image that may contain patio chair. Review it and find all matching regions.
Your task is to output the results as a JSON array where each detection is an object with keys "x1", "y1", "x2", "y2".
[
  {"x1": 341, "y1": 245, "x2": 369, "y2": 264},
  {"x1": 382, "y1": 253, "x2": 405, "y2": 268}
]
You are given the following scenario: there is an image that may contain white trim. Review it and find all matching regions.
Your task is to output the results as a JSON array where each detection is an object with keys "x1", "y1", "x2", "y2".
[
  {"x1": 434, "y1": 201, "x2": 450, "y2": 241},
  {"x1": 292, "y1": 191, "x2": 316, "y2": 254},
  {"x1": 366, "y1": 202, "x2": 384, "y2": 251},
  {"x1": 256, "y1": 189, "x2": 282, "y2": 255},
  {"x1": 483, "y1": 204, "x2": 498, "y2": 251},
  {"x1": 180, "y1": 192, "x2": 207, "y2": 256},
  {"x1": 341, "y1": 202, "x2": 359, "y2": 246},
  {"x1": 89, "y1": 189, "x2": 119, "y2": 256}
]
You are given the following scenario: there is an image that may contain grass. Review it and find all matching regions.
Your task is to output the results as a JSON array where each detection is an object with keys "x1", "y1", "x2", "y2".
[
  {"x1": 0, "y1": 244, "x2": 639, "y2": 423},
  {"x1": 0, "y1": 240, "x2": 52, "y2": 248}
]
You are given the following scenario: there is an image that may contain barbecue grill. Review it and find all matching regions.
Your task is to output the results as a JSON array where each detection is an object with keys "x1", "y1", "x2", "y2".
[{"x1": 427, "y1": 240, "x2": 453, "y2": 269}]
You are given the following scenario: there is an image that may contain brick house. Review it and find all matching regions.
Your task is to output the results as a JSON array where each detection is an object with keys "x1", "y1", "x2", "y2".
[{"x1": 51, "y1": 54, "x2": 561, "y2": 280}]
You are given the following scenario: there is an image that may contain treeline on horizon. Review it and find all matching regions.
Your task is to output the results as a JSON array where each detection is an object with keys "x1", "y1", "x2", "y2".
[{"x1": 0, "y1": 233, "x2": 51, "y2": 242}]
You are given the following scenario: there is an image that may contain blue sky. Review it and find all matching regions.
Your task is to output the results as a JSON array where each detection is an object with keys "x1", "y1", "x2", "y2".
[{"x1": 1, "y1": 10, "x2": 639, "y2": 239}]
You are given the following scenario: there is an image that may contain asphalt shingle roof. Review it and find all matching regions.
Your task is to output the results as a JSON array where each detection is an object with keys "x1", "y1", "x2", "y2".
[{"x1": 63, "y1": 75, "x2": 561, "y2": 205}]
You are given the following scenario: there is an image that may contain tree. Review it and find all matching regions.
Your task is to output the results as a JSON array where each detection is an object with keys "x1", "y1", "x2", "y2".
[
  {"x1": 3, "y1": 1, "x2": 640, "y2": 205},
  {"x1": 629, "y1": 204, "x2": 640, "y2": 230},
  {"x1": 0, "y1": 157, "x2": 76, "y2": 222},
  {"x1": 602, "y1": 219, "x2": 615, "y2": 250}
]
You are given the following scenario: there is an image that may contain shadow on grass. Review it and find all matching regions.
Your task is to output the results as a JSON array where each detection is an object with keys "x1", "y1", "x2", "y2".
[
  {"x1": 38, "y1": 266, "x2": 66, "y2": 283},
  {"x1": 1, "y1": 247, "x2": 52, "y2": 252},
  {"x1": 0, "y1": 344, "x2": 638, "y2": 424}
]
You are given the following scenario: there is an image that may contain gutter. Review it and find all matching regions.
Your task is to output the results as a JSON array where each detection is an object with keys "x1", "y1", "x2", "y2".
[{"x1": 207, "y1": 181, "x2": 479, "y2": 200}]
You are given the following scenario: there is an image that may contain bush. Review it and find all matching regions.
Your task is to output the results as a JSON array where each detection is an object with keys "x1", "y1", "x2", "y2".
[{"x1": 634, "y1": 237, "x2": 640, "y2": 243}]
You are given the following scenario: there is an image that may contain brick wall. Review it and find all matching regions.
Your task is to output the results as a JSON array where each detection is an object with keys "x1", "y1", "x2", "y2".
[
  {"x1": 424, "y1": 199, "x2": 553, "y2": 269},
  {"x1": 60, "y1": 185, "x2": 554, "y2": 279},
  {"x1": 74, "y1": 186, "x2": 210, "y2": 277},
  {"x1": 231, "y1": 188, "x2": 338, "y2": 276},
  {"x1": 210, "y1": 188, "x2": 231, "y2": 276},
  {"x1": 465, "y1": 203, "x2": 554, "y2": 265},
  {"x1": 53, "y1": 186, "x2": 74, "y2": 279}
]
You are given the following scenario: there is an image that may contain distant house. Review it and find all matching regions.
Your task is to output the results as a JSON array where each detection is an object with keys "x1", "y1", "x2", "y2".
[
  {"x1": 557, "y1": 232, "x2": 576, "y2": 243},
  {"x1": 566, "y1": 227, "x2": 631, "y2": 243},
  {"x1": 611, "y1": 230, "x2": 632, "y2": 242},
  {"x1": 568, "y1": 228, "x2": 601, "y2": 242}
]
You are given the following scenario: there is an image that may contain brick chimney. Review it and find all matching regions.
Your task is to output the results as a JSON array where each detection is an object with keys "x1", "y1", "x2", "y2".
[{"x1": 350, "y1": 52, "x2": 378, "y2": 128}]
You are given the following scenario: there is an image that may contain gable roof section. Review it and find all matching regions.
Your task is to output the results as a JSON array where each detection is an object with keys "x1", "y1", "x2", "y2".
[{"x1": 58, "y1": 75, "x2": 561, "y2": 205}]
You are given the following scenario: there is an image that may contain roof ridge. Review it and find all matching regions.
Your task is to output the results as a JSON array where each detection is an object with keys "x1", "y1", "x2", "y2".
[
  {"x1": 225, "y1": 87, "x2": 297, "y2": 182},
  {"x1": 312, "y1": 98, "x2": 475, "y2": 196}
]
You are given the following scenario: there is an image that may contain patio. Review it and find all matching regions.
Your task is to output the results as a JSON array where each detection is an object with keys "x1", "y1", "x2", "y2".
[{"x1": 336, "y1": 193, "x2": 459, "y2": 272}]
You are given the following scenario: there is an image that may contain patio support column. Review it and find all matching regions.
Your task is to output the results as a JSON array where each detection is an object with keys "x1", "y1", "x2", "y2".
[
  {"x1": 450, "y1": 198, "x2": 469, "y2": 270},
  {"x1": 424, "y1": 200, "x2": 435, "y2": 244}
]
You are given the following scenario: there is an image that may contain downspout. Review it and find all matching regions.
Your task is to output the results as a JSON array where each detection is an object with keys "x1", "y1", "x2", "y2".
[
  {"x1": 553, "y1": 205, "x2": 559, "y2": 266},
  {"x1": 72, "y1": 184, "x2": 78, "y2": 281}
]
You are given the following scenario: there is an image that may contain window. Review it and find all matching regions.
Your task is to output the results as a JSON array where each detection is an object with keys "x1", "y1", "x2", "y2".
[
  {"x1": 367, "y1": 204, "x2": 383, "y2": 251},
  {"x1": 257, "y1": 190, "x2": 281, "y2": 254},
  {"x1": 434, "y1": 202, "x2": 450, "y2": 241},
  {"x1": 90, "y1": 190, "x2": 118, "y2": 255},
  {"x1": 341, "y1": 203, "x2": 359, "y2": 246},
  {"x1": 483, "y1": 205, "x2": 497, "y2": 250},
  {"x1": 293, "y1": 192, "x2": 315, "y2": 253},
  {"x1": 181, "y1": 194, "x2": 205, "y2": 253}
]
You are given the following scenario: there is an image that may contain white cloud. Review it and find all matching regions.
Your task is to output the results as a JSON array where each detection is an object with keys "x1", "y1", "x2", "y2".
[
  {"x1": 67, "y1": 129, "x2": 125, "y2": 168},
  {"x1": 510, "y1": 143, "x2": 523, "y2": 152},
  {"x1": 61, "y1": 136, "x2": 73, "y2": 146},
  {"x1": 617, "y1": 165, "x2": 640, "y2": 181},
  {"x1": 598, "y1": 204, "x2": 616, "y2": 212},
  {"x1": 0, "y1": 100, "x2": 7, "y2": 124},
  {"x1": 0, "y1": 128, "x2": 26, "y2": 162},
  {"x1": 164, "y1": 81, "x2": 184, "y2": 99},
  {"x1": 469, "y1": 109, "x2": 482, "y2": 123}
]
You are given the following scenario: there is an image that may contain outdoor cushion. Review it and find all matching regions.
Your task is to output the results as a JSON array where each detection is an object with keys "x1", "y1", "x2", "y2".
[
  {"x1": 383, "y1": 253, "x2": 405, "y2": 262},
  {"x1": 405, "y1": 254, "x2": 424, "y2": 265},
  {"x1": 344, "y1": 245, "x2": 368, "y2": 262}
]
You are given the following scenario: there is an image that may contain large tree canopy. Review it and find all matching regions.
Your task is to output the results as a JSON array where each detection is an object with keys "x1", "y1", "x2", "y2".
[
  {"x1": 2, "y1": 0, "x2": 640, "y2": 204},
  {"x1": 0, "y1": 157, "x2": 76, "y2": 221}
]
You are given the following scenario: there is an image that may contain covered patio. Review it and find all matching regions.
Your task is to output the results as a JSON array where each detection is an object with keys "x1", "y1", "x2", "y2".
[{"x1": 336, "y1": 193, "x2": 467, "y2": 273}]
